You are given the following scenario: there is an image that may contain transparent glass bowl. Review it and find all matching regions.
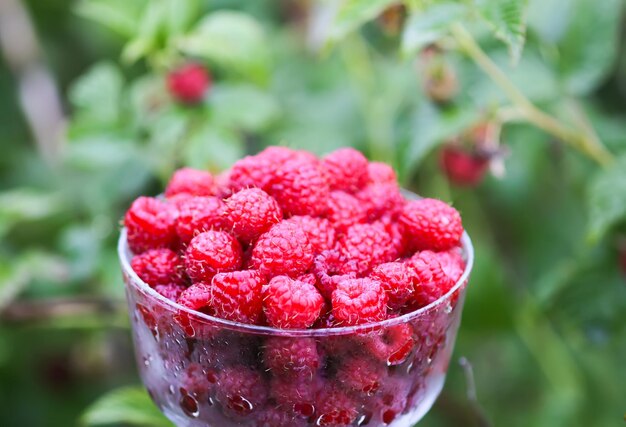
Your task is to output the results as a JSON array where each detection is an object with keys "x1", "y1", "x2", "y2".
[{"x1": 118, "y1": 227, "x2": 473, "y2": 427}]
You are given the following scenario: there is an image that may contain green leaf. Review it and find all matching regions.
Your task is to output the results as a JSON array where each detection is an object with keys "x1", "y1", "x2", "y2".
[
  {"x1": 179, "y1": 11, "x2": 270, "y2": 84},
  {"x1": 401, "y1": 3, "x2": 469, "y2": 57},
  {"x1": 81, "y1": 386, "x2": 172, "y2": 427},
  {"x1": 331, "y1": 0, "x2": 397, "y2": 40},
  {"x1": 75, "y1": 0, "x2": 148, "y2": 38},
  {"x1": 165, "y1": 0, "x2": 200, "y2": 36},
  {"x1": 208, "y1": 84, "x2": 281, "y2": 132},
  {"x1": 183, "y1": 125, "x2": 244, "y2": 172},
  {"x1": 69, "y1": 62, "x2": 124, "y2": 127},
  {"x1": 587, "y1": 155, "x2": 626, "y2": 243},
  {"x1": 477, "y1": 0, "x2": 529, "y2": 64},
  {"x1": 0, "y1": 189, "x2": 63, "y2": 238},
  {"x1": 122, "y1": 1, "x2": 168, "y2": 63}
]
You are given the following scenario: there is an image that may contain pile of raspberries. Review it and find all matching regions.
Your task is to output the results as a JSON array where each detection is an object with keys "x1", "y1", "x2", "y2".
[{"x1": 126, "y1": 146, "x2": 466, "y2": 329}]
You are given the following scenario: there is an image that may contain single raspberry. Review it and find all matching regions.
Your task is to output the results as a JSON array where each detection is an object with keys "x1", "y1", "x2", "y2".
[
  {"x1": 216, "y1": 366, "x2": 268, "y2": 417},
  {"x1": 177, "y1": 282, "x2": 212, "y2": 313},
  {"x1": 165, "y1": 167, "x2": 215, "y2": 198},
  {"x1": 312, "y1": 250, "x2": 356, "y2": 300},
  {"x1": 267, "y1": 158, "x2": 329, "y2": 216},
  {"x1": 331, "y1": 278, "x2": 388, "y2": 326},
  {"x1": 356, "y1": 182, "x2": 404, "y2": 220},
  {"x1": 154, "y1": 283, "x2": 186, "y2": 301},
  {"x1": 175, "y1": 196, "x2": 226, "y2": 245},
  {"x1": 256, "y1": 406, "x2": 305, "y2": 427},
  {"x1": 399, "y1": 198, "x2": 463, "y2": 251},
  {"x1": 124, "y1": 197, "x2": 177, "y2": 253},
  {"x1": 184, "y1": 230, "x2": 242, "y2": 282},
  {"x1": 325, "y1": 191, "x2": 367, "y2": 233},
  {"x1": 440, "y1": 144, "x2": 489, "y2": 187},
  {"x1": 167, "y1": 63, "x2": 211, "y2": 104},
  {"x1": 228, "y1": 154, "x2": 274, "y2": 193},
  {"x1": 297, "y1": 273, "x2": 318, "y2": 286},
  {"x1": 250, "y1": 221, "x2": 314, "y2": 278},
  {"x1": 223, "y1": 188, "x2": 282, "y2": 242},
  {"x1": 259, "y1": 145, "x2": 317, "y2": 163},
  {"x1": 214, "y1": 170, "x2": 231, "y2": 198},
  {"x1": 209, "y1": 270, "x2": 265, "y2": 324},
  {"x1": 284, "y1": 215, "x2": 335, "y2": 254},
  {"x1": 370, "y1": 376, "x2": 411, "y2": 425},
  {"x1": 321, "y1": 147, "x2": 368, "y2": 193},
  {"x1": 131, "y1": 248, "x2": 186, "y2": 287},
  {"x1": 378, "y1": 216, "x2": 410, "y2": 258},
  {"x1": 338, "y1": 223, "x2": 395, "y2": 275},
  {"x1": 263, "y1": 337, "x2": 320, "y2": 378},
  {"x1": 314, "y1": 383, "x2": 358, "y2": 426},
  {"x1": 263, "y1": 276, "x2": 324, "y2": 329},
  {"x1": 370, "y1": 262, "x2": 414, "y2": 310},
  {"x1": 407, "y1": 250, "x2": 458, "y2": 307},
  {"x1": 270, "y1": 375, "x2": 317, "y2": 417},
  {"x1": 367, "y1": 161, "x2": 397, "y2": 184},
  {"x1": 182, "y1": 362, "x2": 215, "y2": 402},
  {"x1": 438, "y1": 248, "x2": 465, "y2": 284},
  {"x1": 337, "y1": 354, "x2": 384, "y2": 395},
  {"x1": 361, "y1": 323, "x2": 414, "y2": 366}
]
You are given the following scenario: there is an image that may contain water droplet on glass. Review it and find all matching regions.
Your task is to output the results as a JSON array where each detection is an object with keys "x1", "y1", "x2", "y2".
[
  {"x1": 180, "y1": 394, "x2": 199, "y2": 418},
  {"x1": 357, "y1": 412, "x2": 372, "y2": 426},
  {"x1": 169, "y1": 385, "x2": 175, "y2": 395},
  {"x1": 228, "y1": 395, "x2": 253, "y2": 414},
  {"x1": 426, "y1": 357, "x2": 433, "y2": 365},
  {"x1": 444, "y1": 304, "x2": 452, "y2": 314},
  {"x1": 143, "y1": 355, "x2": 153, "y2": 367}
]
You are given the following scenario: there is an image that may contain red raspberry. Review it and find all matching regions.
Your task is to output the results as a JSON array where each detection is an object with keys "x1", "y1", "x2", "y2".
[
  {"x1": 407, "y1": 250, "x2": 458, "y2": 307},
  {"x1": 370, "y1": 262, "x2": 414, "y2": 310},
  {"x1": 270, "y1": 375, "x2": 317, "y2": 417},
  {"x1": 284, "y1": 215, "x2": 335, "y2": 254},
  {"x1": 331, "y1": 278, "x2": 388, "y2": 326},
  {"x1": 267, "y1": 158, "x2": 329, "y2": 216},
  {"x1": 209, "y1": 270, "x2": 265, "y2": 324},
  {"x1": 263, "y1": 276, "x2": 324, "y2": 329},
  {"x1": 131, "y1": 248, "x2": 185, "y2": 287},
  {"x1": 182, "y1": 362, "x2": 215, "y2": 403},
  {"x1": 184, "y1": 230, "x2": 242, "y2": 282},
  {"x1": 256, "y1": 406, "x2": 305, "y2": 427},
  {"x1": 124, "y1": 197, "x2": 177, "y2": 253},
  {"x1": 297, "y1": 273, "x2": 318, "y2": 286},
  {"x1": 361, "y1": 323, "x2": 414, "y2": 366},
  {"x1": 224, "y1": 188, "x2": 282, "y2": 242},
  {"x1": 369, "y1": 376, "x2": 411, "y2": 425},
  {"x1": 367, "y1": 161, "x2": 397, "y2": 184},
  {"x1": 378, "y1": 216, "x2": 410, "y2": 258},
  {"x1": 260, "y1": 145, "x2": 317, "y2": 163},
  {"x1": 214, "y1": 170, "x2": 231, "y2": 198},
  {"x1": 325, "y1": 191, "x2": 367, "y2": 233},
  {"x1": 399, "y1": 198, "x2": 463, "y2": 251},
  {"x1": 438, "y1": 248, "x2": 465, "y2": 283},
  {"x1": 175, "y1": 196, "x2": 226, "y2": 245},
  {"x1": 440, "y1": 144, "x2": 489, "y2": 187},
  {"x1": 228, "y1": 154, "x2": 274, "y2": 193},
  {"x1": 312, "y1": 250, "x2": 357, "y2": 300},
  {"x1": 321, "y1": 147, "x2": 368, "y2": 193},
  {"x1": 337, "y1": 354, "x2": 384, "y2": 395},
  {"x1": 263, "y1": 337, "x2": 320, "y2": 378},
  {"x1": 177, "y1": 282, "x2": 212, "y2": 313},
  {"x1": 356, "y1": 182, "x2": 404, "y2": 220},
  {"x1": 165, "y1": 167, "x2": 215, "y2": 198},
  {"x1": 251, "y1": 221, "x2": 314, "y2": 278},
  {"x1": 314, "y1": 383, "x2": 358, "y2": 426},
  {"x1": 338, "y1": 223, "x2": 395, "y2": 275},
  {"x1": 216, "y1": 366, "x2": 268, "y2": 417},
  {"x1": 167, "y1": 63, "x2": 211, "y2": 104},
  {"x1": 154, "y1": 283, "x2": 186, "y2": 301}
]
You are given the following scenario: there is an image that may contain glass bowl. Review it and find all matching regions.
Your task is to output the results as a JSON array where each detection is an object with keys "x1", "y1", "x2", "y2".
[{"x1": 118, "y1": 222, "x2": 473, "y2": 427}]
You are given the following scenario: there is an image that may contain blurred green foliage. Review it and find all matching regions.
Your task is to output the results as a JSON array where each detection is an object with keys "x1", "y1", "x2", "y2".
[{"x1": 1, "y1": 0, "x2": 625, "y2": 426}]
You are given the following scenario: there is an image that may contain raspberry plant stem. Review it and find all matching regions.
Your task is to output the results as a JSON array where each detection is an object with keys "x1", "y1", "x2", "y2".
[{"x1": 450, "y1": 23, "x2": 614, "y2": 168}]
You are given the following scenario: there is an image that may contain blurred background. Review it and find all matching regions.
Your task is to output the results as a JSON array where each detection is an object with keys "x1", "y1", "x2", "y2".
[{"x1": 1, "y1": 0, "x2": 625, "y2": 426}]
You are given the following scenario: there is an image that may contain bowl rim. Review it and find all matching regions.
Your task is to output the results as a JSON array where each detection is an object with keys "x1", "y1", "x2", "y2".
[{"x1": 118, "y1": 219, "x2": 474, "y2": 337}]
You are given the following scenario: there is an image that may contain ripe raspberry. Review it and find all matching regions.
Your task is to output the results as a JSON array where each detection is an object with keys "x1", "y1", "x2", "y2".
[
  {"x1": 267, "y1": 158, "x2": 329, "y2": 216},
  {"x1": 184, "y1": 230, "x2": 242, "y2": 282},
  {"x1": 312, "y1": 250, "x2": 356, "y2": 300},
  {"x1": 438, "y1": 248, "x2": 465, "y2": 284},
  {"x1": 370, "y1": 376, "x2": 411, "y2": 424},
  {"x1": 356, "y1": 183, "x2": 404, "y2": 220},
  {"x1": 154, "y1": 283, "x2": 186, "y2": 301},
  {"x1": 209, "y1": 270, "x2": 265, "y2": 324},
  {"x1": 165, "y1": 167, "x2": 215, "y2": 198},
  {"x1": 224, "y1": 188, "x2": 282, "y2": 242},
  {"x1": 251, "y1": 221, "x2": 314, "y2": 278},
  {"x1": 131, "y1": 248, "x2": 185, "y2": 287},
  {"x1": 177, "y1": 282, "x2": 212, "y2": 313},
  {"x1": 124, "y1": 197, "x2": 177, "y2": 253},
  {"x1": 263, "y1": 276, "x2": 324, "y2": 329},
  {"x1": 297, "y1": 273, "x2": 318, "y2": 286},
  {"x1": 228, "y1": 154, "x2": 274, "y2": 193},
  {"x1": 321, "y1": 147, "x2": 368, "y2": 193},
  {"x1": 214, "y1": 170, "x2": 231, "y2": 198},
  {"x1": 367, "y1": 161, "x2": 397, "y2": 184},
  {"x1": 167, "y1": 63, "x2": 211, "y2": 104},
  {"x1": 331, "y1": 278, "x2": 388, "y2": 326},
  {"x1": 182, "y1": 362, "x2": 215, "y2": 403},
  {"x1": 440, "y1": 144, "x2": 489, "y2": 187},
  {"x1": 399, "y1": 198, "x2": 463, "y2": 251},
  {"x1": 314, "y1": 383, "x2": 358, "y2": 426},
  {"x1": 284, "y1": 215, "x2": 335, "y2": 254},
  {"x1": 407, "y1": 250, "x2": 459, "y2": 307},
  {"x1": 270, "y1": 375, "x2": 317, "y2": 416},
  {"x1": 325, "y1": 191, "x2": 367, "y2": 233},
  {"x1": 256, "y1": 406, "x2": 305, "y2": 427},
  {"x1": 263, "y1": 337, "x2": 320, "y2": 378},
  {"x1": 337, "y1": 354, "x2": 384, "y2": 395},
  {"x1": 361, "y1": 323, "x2": 414, "y2": 366},
  {"x1": 175, "y1": 196, "x2": 226, "y2": 245},
  {"x1": 338, "y1": 223, "x2": 395, "y2": 275},
  {"x1": 379, "y1": 216, "x2": 410, "y2": 258},
  {"x1": 216, "y1": 366, "x2": 268, "y2": 417},
  {"x1": 370, "y1": 262, "x2": 414, "y2": 310}
]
